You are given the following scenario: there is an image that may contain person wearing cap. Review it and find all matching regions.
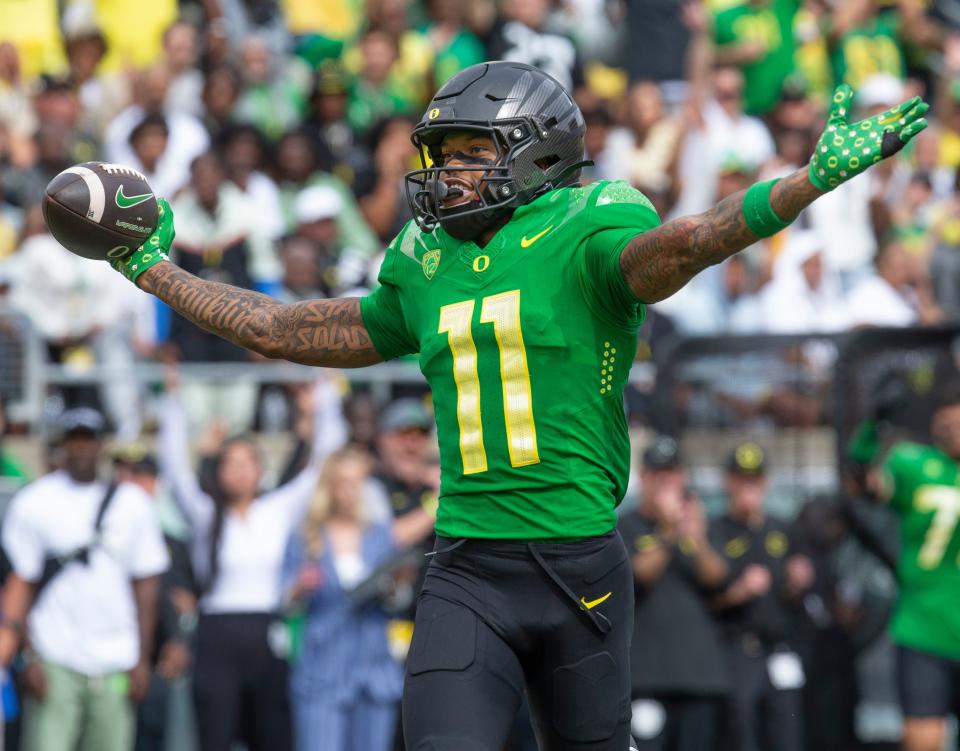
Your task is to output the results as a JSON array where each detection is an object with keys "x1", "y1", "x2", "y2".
[
  {"x1": 293, "y1": 183, "x2": 374, "y2": 295},
  {"x1": 617, "y1": 436, "x2": 729, "y2": 751},
  {"x1": 0, "y1": 408, "x2": 169, "y2": 751},
  {"x1": 709, "y1": 442, "x2": 815, "y2": 751}
]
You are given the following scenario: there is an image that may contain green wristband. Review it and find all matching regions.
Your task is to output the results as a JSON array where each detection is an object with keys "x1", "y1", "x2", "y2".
[
  {"x1": 742, "y1": 178, "x2": 791, "y2": 238},
  {"x1": 110, "y1": 240, "x2": 169, "y2": 283}
]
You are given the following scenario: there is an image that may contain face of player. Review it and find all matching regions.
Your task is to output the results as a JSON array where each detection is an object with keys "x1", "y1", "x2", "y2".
[
  {"x1": 726, "y1": 473, "x2": 767, "y2": 520},
  {"x1": 328, "y1": 457, "x2": 368, "y2": 519},
  {"x1": 63, "y1": 433, "x2": 101, "y2": 484},
  {"x1": 932, "y1": 403, "x2": 960, "y2": 460},
  {"x1": 217, "y1": 441, "x2": 262, "y2": 502},
  {"x1": 437, "y1": 131, "x2": 500, "y2": 210}
]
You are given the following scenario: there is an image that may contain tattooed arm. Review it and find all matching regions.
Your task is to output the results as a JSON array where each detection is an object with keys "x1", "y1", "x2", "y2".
[
  {"x1": 138, "y1": 263, "x2": 382, "y2": 367},
  {"x1": 620, "y1": 87, "x2": 930, "y2": 303},
  {"x1": 619, "y1": 168, "x2": 822, "y2": 304}
]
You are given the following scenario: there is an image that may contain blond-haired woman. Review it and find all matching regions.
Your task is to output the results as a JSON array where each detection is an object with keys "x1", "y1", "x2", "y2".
[{"x1": 282, "y1": 447, "x2": 433, "y2": 751}]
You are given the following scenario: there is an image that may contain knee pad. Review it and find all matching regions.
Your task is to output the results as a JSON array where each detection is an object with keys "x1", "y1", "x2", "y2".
[{"x1": 552, "y1": 652, "x2": 626, "y2": 742}]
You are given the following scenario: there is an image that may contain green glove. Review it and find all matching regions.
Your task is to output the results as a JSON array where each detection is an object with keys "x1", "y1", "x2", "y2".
[
  {"x1": 808, "y1": 84, "x2": 929, "y2": 192},
  {"x1": 111, "y1": 198, "x2": 175, "y2": 283}
]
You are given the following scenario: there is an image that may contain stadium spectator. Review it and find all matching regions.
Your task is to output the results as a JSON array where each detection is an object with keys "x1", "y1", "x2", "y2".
[
  {"x1": 345, "y1": 27, "x2": 413, "y2": 136},
  {"x1": 200, "y1": 65, "x2": 241, "y2": 140},
  {"x1": 422, "y1": 0, "x2": 486, "y2": 90},
  {"x1": 104, "y1": 65, "x2": 210, "y2": 198},
  {"x1": 274, "y1": 128, "x2": 380, "y2": 256},
  {"x1": 370, "y1": 399, "x2": 438, "y2": 538},
  {"x1": 60, "y1": 2, "x2": 130, "y2": 140},
  {"x1": 711, "y1": 0, "x2": 799, "y2": 116},
  {"x1": 158, "y1": 371, "x2": 346, "y2": 751},
  {"x1": 215, "y1": 0, "x2": 291, "y2": 62},
  {"x1": 160, "y1": 20, "x2": 203, "y2": 118},
  {"x1": 758, "y1": 229, "x2": 848, "y2": 334},
  {"x1": 0, "y1": 42, "x2": 38, "y2": 170},
  {"x1": 624, "y1": 0, "x2": 690, "y2": 99},
  {"x1": 0, "y1": 407, "x2": 169, "y2": 751},
  {"x1": 304, "y1": 61, "x2": 376, "y2": 193},
  {"x1": 112, "y1": 447, "x2": 196, "y2": 751},
  {"x1": 281, "y1": 447, "x2": 407, "y2": 751},
  {"x1": 294, "y1": 184, "x2": 373, "y2": 294},
  {"x1": 710, "y1": 442, "x2": 814, "y2": 751},
  {"x1": 618, "y1": 436, "x2": 729, "y2": 751},
  {"x1": 359, "y1": 115, "x2": 418, "y2": 242},
  {"x1": 846, "y1": 237, "x2": 942, "y2": 327},
  {"x1": 219, "y1": 124, "x2": 285, "y2": 240},
  {"x1": 485, "y1": 0, "x2": 585, "y2": 94},
  {"x1": 233, "y1": 35, "x2": 311, "y2": 141},
  {"x1": 277, "y1": 236, "x2": 332, "y2": 304},
  {"x1": 7, "y1": 226, "x2": 152, "y2": 439},
  {"x1": 674, "y1": 65, "x2": 775, "y2": 218}
]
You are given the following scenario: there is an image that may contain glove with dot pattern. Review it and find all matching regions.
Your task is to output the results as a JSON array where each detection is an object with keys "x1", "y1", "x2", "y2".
[
  {"x1": 111, "y1": 198, "x2": 175, "y2": 283},
  {"x1": 808, "y1": 84, "x2": 929, "y2": 192}
]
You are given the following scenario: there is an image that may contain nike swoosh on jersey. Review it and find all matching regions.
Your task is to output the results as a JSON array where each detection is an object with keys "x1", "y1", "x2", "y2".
[
  {"x1": 520, "y1": 225, "x2": 554, "y2": 248},
  {"x1": 115, "y1": 185, "x2": 154, "y2": 209},
  {"x1": 579, "y1": 592, "x2": 612, "y2": 610}
]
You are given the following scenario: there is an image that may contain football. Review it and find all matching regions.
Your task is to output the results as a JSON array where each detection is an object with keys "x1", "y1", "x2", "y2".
[{"x1": 42, "y1": 161, "x2": 159, "y2": 261}]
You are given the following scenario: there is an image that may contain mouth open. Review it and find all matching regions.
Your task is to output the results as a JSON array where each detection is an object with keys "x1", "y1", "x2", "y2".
[{"x1": 440, "y1": 180, "x2": 476, "y2": 208}]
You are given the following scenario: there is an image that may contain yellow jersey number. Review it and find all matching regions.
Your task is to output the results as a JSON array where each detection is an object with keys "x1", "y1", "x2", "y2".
[{"x1": 438, "y1": 290, "x2": 540, "y2": 474}]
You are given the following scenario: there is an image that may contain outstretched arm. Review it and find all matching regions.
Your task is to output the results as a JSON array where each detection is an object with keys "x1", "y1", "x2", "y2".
[
  {"x1": 137, "y1": 263, "x2": 382, "y2": 367},
  {"x1": 620, "y1": 85, "x2": 929, "y2": 304},
  {"x1": 620, "y1": 169, "x2": 820, "y2": 303}
]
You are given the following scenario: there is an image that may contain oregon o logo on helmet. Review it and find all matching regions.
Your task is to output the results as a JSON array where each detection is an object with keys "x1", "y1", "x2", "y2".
[
  {"x1": 429, "y1": 108, "x2": 440, "y2": 120},
  {"x1": 106, "y1": 245, "x2": 131, "y2": 259}
]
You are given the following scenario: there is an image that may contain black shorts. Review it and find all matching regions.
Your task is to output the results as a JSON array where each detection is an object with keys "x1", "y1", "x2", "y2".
[
  {"x1": 402, "y1": 531, "x2": 634, "y2": 751},
  {"x1": 896, "y1": 644, "x2": 960, "y2": 718}
]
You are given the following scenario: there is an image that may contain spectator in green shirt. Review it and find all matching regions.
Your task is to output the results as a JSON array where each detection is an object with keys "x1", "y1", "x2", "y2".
[
  {"x1": 712, "y1": 0, "x2": 801, "y2": 116},
  {"x1": 824, "y1": 0, "x2": 942, "y2": 91},
  {"x1": 422, "y1": 0, "x2": 486, "y2": 91}
]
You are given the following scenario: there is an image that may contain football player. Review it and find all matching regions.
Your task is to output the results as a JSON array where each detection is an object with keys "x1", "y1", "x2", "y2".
[
  {"x1": 107, "y1": 62, "x2": 926, "y2": 750},
  {"x1": 855, "y1": 383, "x2": 960, "y2": 751}
]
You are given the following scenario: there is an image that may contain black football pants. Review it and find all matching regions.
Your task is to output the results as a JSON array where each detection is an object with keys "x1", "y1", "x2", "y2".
[{"x1": 403, "y1": 531, "x2": 634, "y2": 751}]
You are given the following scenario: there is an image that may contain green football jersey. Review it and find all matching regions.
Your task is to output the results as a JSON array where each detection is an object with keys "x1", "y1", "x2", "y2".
[
  {"x1": 883, "y1": 442, "x2": 960, "y2": 659},
  {"x1": 360, "y1": 180, "x2": 659, "y2": 540}
]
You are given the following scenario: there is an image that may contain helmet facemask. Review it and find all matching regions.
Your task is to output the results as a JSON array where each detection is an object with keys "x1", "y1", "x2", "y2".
[{"x1": 405, "y1": 116, "x2": 578, "y2": 241}]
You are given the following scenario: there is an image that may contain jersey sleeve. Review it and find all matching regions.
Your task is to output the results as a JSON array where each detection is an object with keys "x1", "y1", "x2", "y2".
[
  {"x1": 359, "y1": 230, "x2": 420, "y2": 361},
  {"x1": 881, "y1": 442, "x2": 924, "y2": 512},
  {"x1": 580, "y1": 181, "x2": 660, "y2": 326}
]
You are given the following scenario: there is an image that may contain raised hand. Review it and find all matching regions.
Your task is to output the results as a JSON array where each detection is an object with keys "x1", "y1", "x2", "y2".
[{"x1": 808, "y1": 84, "x2": 929, "y2": 191}]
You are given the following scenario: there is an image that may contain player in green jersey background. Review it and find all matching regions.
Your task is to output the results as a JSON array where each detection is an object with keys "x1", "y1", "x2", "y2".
[
  {"x1": 104, "y1": 60, "x2": 928, "y2": 750},
  {"x1": 860, "y1": 384, "x2": 960, "y2": 751}
]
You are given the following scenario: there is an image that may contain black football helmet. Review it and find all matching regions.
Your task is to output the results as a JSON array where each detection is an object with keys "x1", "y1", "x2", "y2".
[{"x1": 405, "y1": 61, "x2": 588, "y2": 241}]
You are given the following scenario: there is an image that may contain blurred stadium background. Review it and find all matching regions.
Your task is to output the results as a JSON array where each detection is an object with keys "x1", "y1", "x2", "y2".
[{"x1": 1, "y1": 0, "x2": 960, "y2": 749}]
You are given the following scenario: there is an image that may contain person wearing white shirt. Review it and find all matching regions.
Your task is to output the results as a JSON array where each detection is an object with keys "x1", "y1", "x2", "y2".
[
  {"x1": 760, "y1": 230, "x2": 848, "y2": 334},
  {"x1": 846, "y1": 239, "x2": 939, "y2": 328},
  {"x1": 159, "y1": 371, "x2": 346, "y2": 751},
  {"x1": 0, "y1": 408, "x2": 169, "y2": 751}
]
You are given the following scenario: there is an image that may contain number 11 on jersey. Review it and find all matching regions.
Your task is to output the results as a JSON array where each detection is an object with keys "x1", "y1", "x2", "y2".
[{"x1": 439, "y1": 290, "x2": 540, "y2": 475}]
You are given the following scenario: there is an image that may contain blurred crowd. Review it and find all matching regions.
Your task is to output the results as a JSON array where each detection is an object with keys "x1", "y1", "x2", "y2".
[
  {"x1": 2, "y1": 0, "x2": 960, "y2": 435},
  {"x1": 0, "y1": 0, "x2": 959, "y2": 750}
]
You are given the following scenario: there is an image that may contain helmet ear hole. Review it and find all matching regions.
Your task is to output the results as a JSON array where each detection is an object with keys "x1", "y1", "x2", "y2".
[{"x1": 534, "y1": 154, "x2": 561, "y2": 170}]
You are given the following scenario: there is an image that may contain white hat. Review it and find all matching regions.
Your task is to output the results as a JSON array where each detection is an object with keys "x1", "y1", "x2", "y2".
[
  {"x1": 294, "y1": 185, "x2": 343, "y2": 224},
  {"x1": 61, "y1": 1, "x2": 103, "y2": 41},
  {"x1": 856, "y1": 73, "x2": 905, "y2": 110}
]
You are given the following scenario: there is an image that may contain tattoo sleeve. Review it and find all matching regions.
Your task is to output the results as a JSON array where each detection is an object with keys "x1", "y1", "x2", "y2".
[
  {"x1": 138, "y1": 263, "x2": 383, "y2": 367},
  {"x1": 619, "y1": 168, "x2": 824, "y2": 303}
]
